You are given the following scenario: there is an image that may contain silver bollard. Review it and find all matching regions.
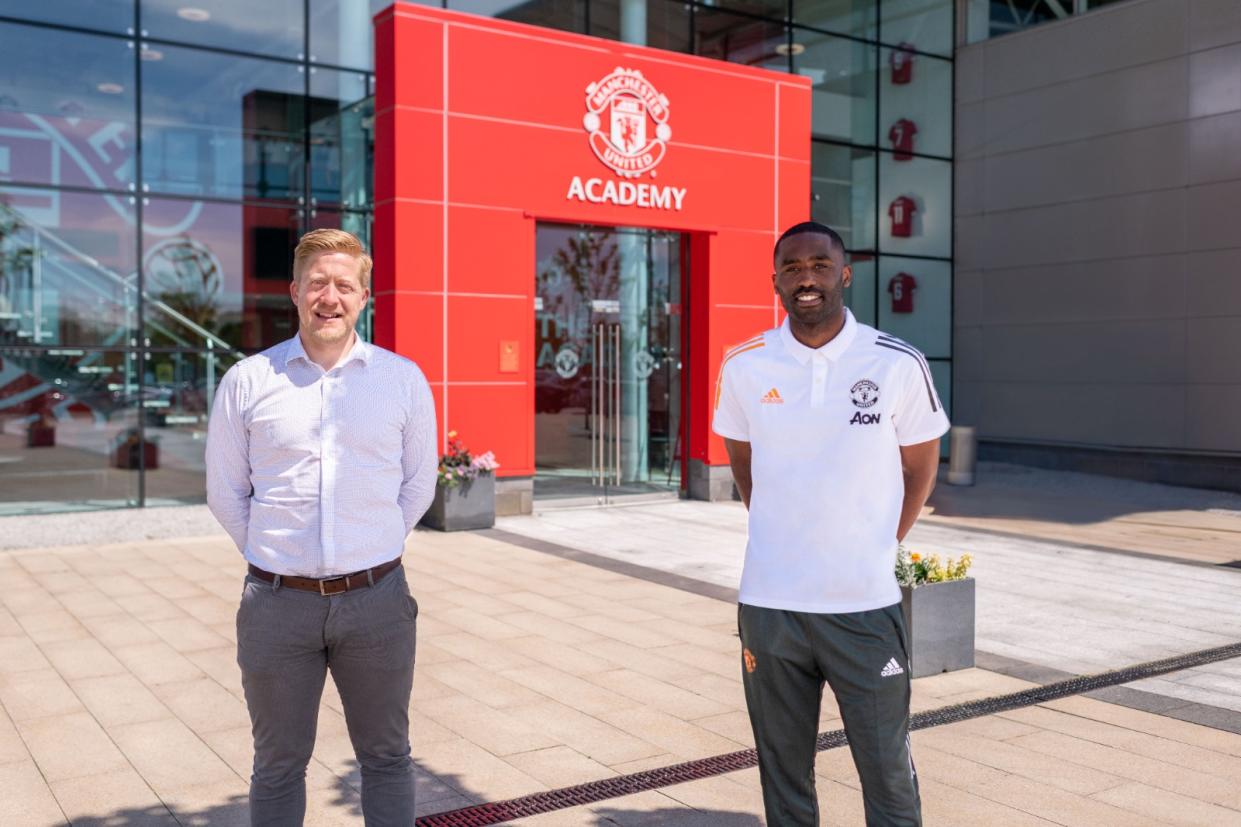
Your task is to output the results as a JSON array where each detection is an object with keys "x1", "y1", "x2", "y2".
[{"x1": 946, "y1": 425, "x2": 976, "y2": 486}]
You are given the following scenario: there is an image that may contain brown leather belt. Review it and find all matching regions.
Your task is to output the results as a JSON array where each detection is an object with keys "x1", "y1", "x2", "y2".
[{"x1": 247, "y1": 557, "x2": 403, "y2": 596}]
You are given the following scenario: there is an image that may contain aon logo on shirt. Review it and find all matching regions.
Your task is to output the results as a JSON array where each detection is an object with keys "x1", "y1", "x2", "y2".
[{"x1": 850, "y1": 412, "x2": 882, "y2": 425}]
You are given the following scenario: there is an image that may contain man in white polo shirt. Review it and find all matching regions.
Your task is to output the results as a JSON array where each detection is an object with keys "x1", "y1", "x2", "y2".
[{"x1": 713, "y1": 221, "x2": 948, "y2": 826}]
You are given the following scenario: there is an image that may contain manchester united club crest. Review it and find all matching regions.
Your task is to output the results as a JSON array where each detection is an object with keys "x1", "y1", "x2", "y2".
[
  {"x1": 582, "y1": 67, "x2": 671, "y2": 179},
  {"x1": 850, "y1": 379, "x2": 880, "y2": 408}
]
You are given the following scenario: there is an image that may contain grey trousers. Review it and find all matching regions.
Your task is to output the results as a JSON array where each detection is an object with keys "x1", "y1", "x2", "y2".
[
  {"x1": 236, "y1": 565, "x2": 418, "y2": 826},
  {"x1": 738, "y1": 602, "x2": 921, "y2": 827}
]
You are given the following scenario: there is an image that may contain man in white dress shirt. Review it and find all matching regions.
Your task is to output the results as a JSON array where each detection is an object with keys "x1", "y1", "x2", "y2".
[{"x1": 206, "y1": 228, "x2": 437, "y2": 826}]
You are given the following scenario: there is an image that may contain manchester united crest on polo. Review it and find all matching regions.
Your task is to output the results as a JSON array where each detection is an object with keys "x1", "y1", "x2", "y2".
[
  {"x1": 583, "y1": 68, "x2": 671, "y2": 178},
  {"x1": 850, "y1": 379, "x2": 879, "y2": 408}
]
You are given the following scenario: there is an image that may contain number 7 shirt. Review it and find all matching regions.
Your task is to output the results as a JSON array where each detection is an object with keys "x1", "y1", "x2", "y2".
[{"x1": 712, "y1": 309, "x2": 950, "y2": 614}]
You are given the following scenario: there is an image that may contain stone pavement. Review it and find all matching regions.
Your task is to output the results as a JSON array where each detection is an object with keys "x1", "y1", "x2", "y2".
[{"x1": 2, "y1": 522, "x2": 1241, "y2": 825}]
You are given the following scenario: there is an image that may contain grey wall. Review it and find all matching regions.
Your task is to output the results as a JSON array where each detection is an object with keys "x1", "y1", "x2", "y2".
[{"x1": 954, "y1": 0, "x2": 1241, "y2": 464}]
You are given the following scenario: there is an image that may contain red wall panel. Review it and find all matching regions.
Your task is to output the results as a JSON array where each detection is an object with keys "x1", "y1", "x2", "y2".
[{"x1": 374, "y1": 2, "x2": 810, "y2": 484}]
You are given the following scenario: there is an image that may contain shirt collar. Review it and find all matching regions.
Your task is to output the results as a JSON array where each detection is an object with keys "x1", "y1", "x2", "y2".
[
  {"x1": 283, "y1": 332, "x2": 372, "y2": 371},
  {"x1": 779, "y1": 308, "x2": 858, "y2": 365}
]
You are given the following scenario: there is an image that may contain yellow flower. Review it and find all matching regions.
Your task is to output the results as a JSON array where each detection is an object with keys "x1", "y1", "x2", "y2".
[
  {"x1": 910, "y1": 552, "x2": 921, "y2": 563},
  {"x1": 447, "y1": 430, "x2": 458, "y2": 438}
]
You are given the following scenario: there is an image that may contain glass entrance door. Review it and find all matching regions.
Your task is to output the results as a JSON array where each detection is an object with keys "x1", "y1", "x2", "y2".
[{"x1": 534, "y1": 223, "x2": 683, "y2": 502}]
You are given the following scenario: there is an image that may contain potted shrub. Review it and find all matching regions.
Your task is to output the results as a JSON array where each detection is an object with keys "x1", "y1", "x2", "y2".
[
  {"x1": 112, "y1": 428, "x2": 160, "y2": 470},
  {"x1": 420, "y1": 430, "x2": 499, "y2": 531},
  {"x1": 895, "y1": 547, "x2": 974, "y2": 678}
]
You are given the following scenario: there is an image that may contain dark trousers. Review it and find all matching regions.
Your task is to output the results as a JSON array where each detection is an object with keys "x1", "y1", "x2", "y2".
[
  {"x1": 738, "y1": 602, "x2": 921, "y2": 827},
  {"x1": 236, "y1": 566, "x2": 418, "y2": 826}
]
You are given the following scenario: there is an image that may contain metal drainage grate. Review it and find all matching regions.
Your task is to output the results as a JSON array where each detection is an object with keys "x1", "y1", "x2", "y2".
[{"x1": 416, "y1": 641, "x2": 1241, "y2": 827}]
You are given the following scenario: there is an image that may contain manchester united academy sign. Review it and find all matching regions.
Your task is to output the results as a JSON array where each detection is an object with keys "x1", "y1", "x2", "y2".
[{"x1": 566, "y1": 67, "x2": 686, "y2": 211}]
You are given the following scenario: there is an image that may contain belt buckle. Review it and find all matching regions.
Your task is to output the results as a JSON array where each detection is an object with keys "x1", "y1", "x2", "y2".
[{"x1": 318, "y1": 576, "x2": 348, "y2": 596}]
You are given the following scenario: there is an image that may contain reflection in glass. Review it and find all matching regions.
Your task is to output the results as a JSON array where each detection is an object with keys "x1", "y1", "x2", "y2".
[
  {"x1": 793, "y1": 0, "x2": 877, "y2": 39},
  {"x1": 449, "y1": 0, "x2": 587, "y2": 35},
  {"x1": 141, "y1": 0, "x2": 305, "y2": 59},
  {"x1": 588, "y1": 0, "x2": 691, "y2": 52},
  {"x1": 710, "y1": 0, "x2": 789, "y2": 19},
  {"x1": 0, "y1": 349, "x2": 140, "y2": 514},
  {"x1": 534, "y1": 224, "x2": 682, "y2": 499},
  {"x1": 0, "y1": 1, "x2": 133, "y2": 32},
  {"x1": 795, "y1": 33, "x2": 876, "y2": 146},
  {"x1": 143, "y1": 198, "x2": 303, "y2": 353},
  {"x1": 310, "y1": 0, "x2": 389, "y2": 70},
  {"x1": 0, "y1": 188, "x2": 137, "y2": 348},
  {"x1": 142, "y1": 46, "x2": 304, "y2": 200},
  {"x1": 811, "y1": 143, "x2": 875, "y2": 253},
  {"x1": 310, "y1": 69, "x2": 374, "y2": 211},
  {"x1": 0, "y1": 23, "x2": 136, "y2": 191},
  {"x1": 143, "y1": 347, "x2": 241, "y2": 505},
  {"x1": 879, "y1": 0, "x2": 953, "y2": 56},
  {"x1": 694, "y1": 9, "x2": 788, "y2": 72}
]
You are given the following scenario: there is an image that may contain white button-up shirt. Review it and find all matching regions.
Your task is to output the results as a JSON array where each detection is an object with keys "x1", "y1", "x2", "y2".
[{"x1": 206, "y1": 334, "x2": 438, "y2": 577}]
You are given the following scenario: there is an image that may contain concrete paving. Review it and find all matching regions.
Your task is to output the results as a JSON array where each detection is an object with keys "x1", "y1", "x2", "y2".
[{"x1": 2, "y1": 519, "x2": 1241, "y2": 825}]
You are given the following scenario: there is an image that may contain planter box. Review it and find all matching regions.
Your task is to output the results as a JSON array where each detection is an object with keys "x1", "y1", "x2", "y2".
[
  {"x1": 899, "y1": 578, "x2": 975, "y2": 678},
  {"x1": 421, "y1": 473, "x2": 495, "y2": 531},
  {"x1": 112, "y1": 440, "x2": 159, "y2": 470},
  {"x1": 26, "y1": 424, "x2": 55, "y2": 448}
]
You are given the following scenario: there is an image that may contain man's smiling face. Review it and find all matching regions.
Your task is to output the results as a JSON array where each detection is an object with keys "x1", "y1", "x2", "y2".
[
  {"x1": 772, "y1": 231, "x2": 851, "y2": 328},
  {"x1": 290, "y1": 250, "x2": 370, "y2": 346}
]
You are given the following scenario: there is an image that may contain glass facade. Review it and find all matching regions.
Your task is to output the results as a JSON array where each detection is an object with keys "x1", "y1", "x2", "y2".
[
  {"x1": 964, "y1": 0, "x2": 1131, "y2": 42},
  {"x1": 0, "y1": 0, "x2": 951, "y2": 513}
]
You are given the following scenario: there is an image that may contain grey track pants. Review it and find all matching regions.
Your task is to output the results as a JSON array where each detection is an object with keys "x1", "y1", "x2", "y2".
[
  {"x1": 236, "y1": 565, "x2": 418, "y2": 826},
  {"x1": 738, "y1": 602, "x2": 921, "y2": 827}
]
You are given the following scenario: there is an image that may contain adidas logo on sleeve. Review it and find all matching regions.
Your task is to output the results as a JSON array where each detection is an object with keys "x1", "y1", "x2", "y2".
[{"x1": 881, "y1": 657, "x2": 905, "y2": 677}]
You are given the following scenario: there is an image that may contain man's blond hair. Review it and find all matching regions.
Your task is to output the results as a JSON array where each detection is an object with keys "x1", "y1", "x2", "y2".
[{"x1": 293, "y1": 229, "x2": 374, "y2": 288}]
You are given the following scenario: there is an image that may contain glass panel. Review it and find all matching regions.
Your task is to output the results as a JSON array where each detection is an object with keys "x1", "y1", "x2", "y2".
[
  {"x1": 879, "y1": 0, "x2": 953, "y2": 56},
  {"x1": 534, "y1": 223, "x2": 682, "y2": 499},
  {"x1": 141, "y1": 0, "x2": 304, "y2": 59},
  {"x1": 795, "y1": 32, "x2": 876, "y2": 146},
  {"x1": 0, "y1": 1, "x2": 133, "y2": 32},
  {"x1": 878, "y1": 152, "x2": 950, "y2": 257},
  {"x1": 142, "y1": 45, "x2": 305, "y2": 200},
  {"x1": 969, "y1": 0, "x2": 1067, "y2": 42},
  {"x1": 143, "y1": 198, "x2": 304, "y2": 353},
  {"x1": 0, "y1": 188, "x2": 137, "y2": 348},
  {"x1": 710, "y1": 0, "x2": 788, "y2": 18},
  {"x1": 309, "y1": 0, "x2": 398, "y2": 70},
  {"x1": 588, "y1": 0, "x2": 692, "y2": 52},
  {"x1": 0, "y1": 23, "x2": 136, "y2": 191},
  {"x1": 844, "y1": 253, "x2": 875, "y2": 327},
  {"x1": 448, "y1": 0, "x2": 587, "y2": 35},
  {"x1": 309, "y1": 68, "x2": 373, "y2": 211},
  {"x1": 876, "y1": 255, "x2": 949, "y2": 358},
  {"x1": 793, "y1": 0, "x2": 877, "y2": 39},
  {"x1": 144, "y1": 347, "x2": 241, "y2": 504},
  {"x1": 811, "y1": 143, "x2": 874, "y2": 253},
  {"x1": 0, "y1": 348, "x2": 140, "y2": 514},
  {"x1": 879, "y1": 48, "x2": 949, "y2": 158},
  {"x1": 694, "y1": 8, "x2": 788, "y2": 71}
]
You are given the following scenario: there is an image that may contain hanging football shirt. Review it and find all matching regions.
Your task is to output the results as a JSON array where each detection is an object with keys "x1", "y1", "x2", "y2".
[
  {"x1": 888, "y1": 196, "x2": 917, "y2": 238},
  {"x1": 888, "y1": 118, "x2": 918, "y2": 160},
  {"x1": 890, "y1": 44, "x2": 916, "y2": 85},
  {"x1": 887, "y1": 272, "x2": 917, "y2": 313}
]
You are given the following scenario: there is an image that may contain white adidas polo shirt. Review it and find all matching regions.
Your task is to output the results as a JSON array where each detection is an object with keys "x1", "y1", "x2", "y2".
[{"x1": 712, "y1": 309, "x2": 950, "y2": 614}]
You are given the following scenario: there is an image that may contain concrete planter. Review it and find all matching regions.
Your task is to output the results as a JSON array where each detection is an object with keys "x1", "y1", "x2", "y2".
[
  {"x1": 899, "y1": 578, "x2": 975, "y2": 678},
  {"x1": 421, "y1": 473, "x2": 495, "y2": 531}
]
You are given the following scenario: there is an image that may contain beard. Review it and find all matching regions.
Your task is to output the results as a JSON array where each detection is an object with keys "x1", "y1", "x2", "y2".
[
  {"x1": 779, "y1": 282, "x2": 844, "y2": 328},
  {"x1": 301, "y1": 310, "x2": 354, "y2": 343}
]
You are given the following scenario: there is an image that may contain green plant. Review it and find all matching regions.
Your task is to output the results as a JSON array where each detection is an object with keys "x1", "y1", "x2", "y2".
[
  {"x1": 437, "y1": 430, "x2": 499, "y2": 489},
  {"x1": 895, "y1": 545, "x2": 972, "y2": 588}
]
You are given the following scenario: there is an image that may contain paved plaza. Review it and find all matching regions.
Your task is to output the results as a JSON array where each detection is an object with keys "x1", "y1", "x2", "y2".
[{"x1": 1, "y1": 464, "x2": 1240, "y2": 825}]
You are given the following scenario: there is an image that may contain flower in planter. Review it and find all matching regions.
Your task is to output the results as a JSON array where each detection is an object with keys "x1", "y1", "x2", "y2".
[
  {"x1": 895, "y1": 545, "x2": 972, "y2": 588},
  {"x1": 437, "y1": 430, "x2": 500, "y2": 489}
]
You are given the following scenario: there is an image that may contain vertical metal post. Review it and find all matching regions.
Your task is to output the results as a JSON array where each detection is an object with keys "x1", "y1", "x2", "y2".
[
  {"x1": 613, "y1": 323, "x2": 621, "y2": 485},
  {"x1": 30, "y1": 233, "x2": 42, "y2": 343},
  {"x1": 592, "y1": 322, "x2": 600, "y2": 485},
  {"x1": 134, "y1": 1, "x2": 146, "y2": 507}
]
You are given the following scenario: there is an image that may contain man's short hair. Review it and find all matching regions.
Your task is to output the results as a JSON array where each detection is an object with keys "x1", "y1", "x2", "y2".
[
  {"x1": 293, "y1": 228, "x2": 374, "y2": 289},
  {"x1": 773, "y1": 221, "x2": 847, "y2": 266}
]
